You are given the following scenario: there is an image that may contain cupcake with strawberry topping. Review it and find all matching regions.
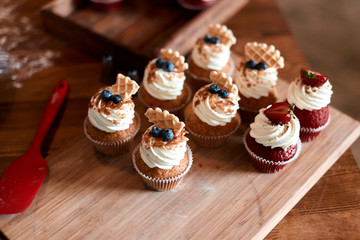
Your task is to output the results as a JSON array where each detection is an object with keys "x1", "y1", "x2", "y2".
[
  {"x1": 287, "y1": 69, "x2": 333, "y2": 142},
  {"x1": 234, "y1": 42, "x2": 285, "y2": 123},
  {"x1": 84, "y1": 73, "x2": 140, "y2": 155},
  {"x1": 184, "y1": 71, "x2": 240, "y2": 148},
  {"x1": 187, "y1": 24, "x2": 236, "y2": 89},
  {"x1": 244, "y1": 102, "x2": 301, "y2": 173},
  {"x1": 132, "y1": 108, "x2": 192, "y2": 191},
  {"x1": 139, "y1": 48, "x2": 191, "y2": 115}
]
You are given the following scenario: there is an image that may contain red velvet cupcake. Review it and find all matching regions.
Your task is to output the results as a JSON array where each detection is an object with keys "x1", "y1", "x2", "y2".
[
  {"x1": 287, "y1": 69, "x2": 333, "y2": 142},
  {"x1": 244, "y1": 102, "x2": 302, "y2": 173}
]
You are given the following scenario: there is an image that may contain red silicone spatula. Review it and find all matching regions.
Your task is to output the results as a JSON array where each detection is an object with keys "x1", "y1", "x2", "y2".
[{"x1": 0, "y1": 80, "x2": 68, "y2": 214}]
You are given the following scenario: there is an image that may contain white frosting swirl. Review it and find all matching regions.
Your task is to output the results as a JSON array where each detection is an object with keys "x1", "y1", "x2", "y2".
[
  {"x1": 250, "y1": 107, "x2": 300, "y2": 150},
  {"x1": 191, "y1": 42, "x2": 230, "y2": 70},
  {"x1": 143, "y1": 59, "x2": 185, "y2": 100},
  {"x1": 234, "y1": 65, "x2": 278, "y2": 99},
  {"x1": 88, "y1": 94, "x2": 135, "y2": 133},
  {"x1": 287, "y1": 78, "x2": 333, "y2": 111},
  {"x1": 193, "y1": 84, "x2": 240, "y2": 126},
  {"x1": 140, "y1": 128, "x2": 188, "y2": 170}
]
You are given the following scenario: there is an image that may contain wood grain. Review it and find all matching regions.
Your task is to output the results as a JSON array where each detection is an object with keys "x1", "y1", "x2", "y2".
[
  {"x1": 1, "y1": 0, "x2": 360, "y2": 239},
  {"x1": 41, "y1": 0, "x2": 248, "y2": 70},
  {"x1": 0, "y1": 93, "x2": 359, "y2": 239}
]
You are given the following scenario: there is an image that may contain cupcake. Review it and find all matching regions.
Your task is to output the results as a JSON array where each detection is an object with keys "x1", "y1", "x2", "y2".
[
  {"x1": 244, "y1": 102, "x2": 301, "y2": 173},
  {"x1": 184, "y1": 71, "x2": 240, "y2": 148},
  {"x1": 84, "y1": 73, "x2": 140, "y2": 155},
  {"x1": 132, "y1": 108, "x2": 192, "y2": 191},
  {"x1": 138, "y1": 49, "x2": 191, "y2": 115},
  {"x1": 287, "y1": 69, "x2": 333, "y2": 142},
  {"x1": 187, "y1": 24, "x2": 236, "y2": 89},
  {"x1": 234, "y1": 42, "x2": 284, "y2": 123}
]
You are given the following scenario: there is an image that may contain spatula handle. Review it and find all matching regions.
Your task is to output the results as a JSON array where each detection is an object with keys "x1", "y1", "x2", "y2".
[{"x1": 31, "y1": 80, "x2": 69, "y2": 150}]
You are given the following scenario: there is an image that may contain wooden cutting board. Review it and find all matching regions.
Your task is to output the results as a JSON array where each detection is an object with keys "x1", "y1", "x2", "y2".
[{"x1": 0, "y1": 80, "x2": 359, "y2": 239}]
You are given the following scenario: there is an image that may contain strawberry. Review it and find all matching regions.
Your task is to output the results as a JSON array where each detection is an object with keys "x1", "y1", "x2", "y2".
[
  {"x1": 300, "y1": 68, "x2": 328, "y2": 87},
  {"x1": 264, "y1": 102, "x2": 295, "y2": 125}
]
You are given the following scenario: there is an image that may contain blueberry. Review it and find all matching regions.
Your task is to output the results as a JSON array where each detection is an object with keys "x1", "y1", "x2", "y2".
[
  {"x1": 100, "y1": 89, "x2": 112, "y2": 101},
  {"x1": 218, "y1": 89, "x2": 229, "y2": 98},
  {"x1": 209, "y1": 37, "x2": 220, "y2": 44},
  {"x1": 150, "y1": 126, "x2": 162, "y2": 138},
  {"x1": 160, "y1": 129, "x2": 174, "y2": 142},
  {"x1": 256, "y1": 62, "x2": 267, "y2": 70},
  {"x1": 110, "y1": 94, "x2": 122, "y2": 104},
  {"x1": 209, "y1": 84, "x2": 220, "y2": 94},
  {"x1": 162, "y1": 61, "x2": 174, "y2": 72},
  {"x1": 245, "y1": 60, "x2": 257, "y2": 69},
  {"x1": 203, "y1": 35, "x2": 212, "y2": 43},
  {"x1": 155, "y1": 58, "x2": 165, "y2": 69}
]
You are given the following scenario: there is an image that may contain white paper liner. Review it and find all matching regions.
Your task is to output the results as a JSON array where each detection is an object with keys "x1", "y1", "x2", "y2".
[
  {"x1": 300, "y1": 115, "x2": 331, "y2": 142},
  {"x1": 84, "y1": 112, "x2": 140, "y2": 155},
  {"x1": 301, "y1": 115, "x2": 331, "y2": 133},
  {"x1": 186, "y1": 56, "x2": 235, "y2": 83},
  {"x1": 243, "y1": 128, "x2": 302, "y2": 172},
  {"x1": 187, "y1": 115, "x2": 241, "y2": 148},
  {"x1": 132, "y1": 144, "x2": 193, "y2": 191},
  {"x1": 138, "y1": 83, "x2": 192, "y2": 114}
]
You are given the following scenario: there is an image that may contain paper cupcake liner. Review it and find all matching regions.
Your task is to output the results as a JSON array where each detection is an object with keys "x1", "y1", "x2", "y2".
[
  {"x1": 300, "y1": 115, "x2": 331, "y2": 142},
  {"x1": 84, "y1": 112, "x2": 140, "y2": 156},
  {"x1": 138, "y1": 83, "x2": 192, "y2": 117},
  {"x1": 132, "y1": 144, "x2": 193, "y2": 191},
  {"x1": 187, "y1": 117, "x2": 241, "y2": 148},
  {"x1": 243, "y1": 128, "x2": 302, "y2": 173},
  {"x1": 186, "y1": 57, "x2": 235, "y2": 90}
]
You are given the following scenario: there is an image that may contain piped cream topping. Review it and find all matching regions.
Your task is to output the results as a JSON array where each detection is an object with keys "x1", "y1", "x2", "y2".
[
  {"x1": 191, "y1": 40, "x2": 231, "y2": 71},
  {"x1": 250, "y1": 107, "x2": 300, "y2": 150},
  {"x1": 143, "y1": 59, "x2": 186, "y2": 100},
  {"x1": 193, "y1": 84, "x2": 239, "y2": 126},
  {"x1": 140, "y1": 127, "x2": 188, "y2": 169},
  {"x1": 287, "y1": 78, "x2": 333, "y2": 111},
  {"x1": 234, "y1": 63, "x2": 278, "y2": 99},
  {"x1": 88, "y1": 90, "x2": 135, "y2": 133}
]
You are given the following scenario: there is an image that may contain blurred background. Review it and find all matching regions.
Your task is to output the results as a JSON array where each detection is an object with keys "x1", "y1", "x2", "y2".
[{"x1": 276, "y1": 0, "x2": 360, "y2": 166}]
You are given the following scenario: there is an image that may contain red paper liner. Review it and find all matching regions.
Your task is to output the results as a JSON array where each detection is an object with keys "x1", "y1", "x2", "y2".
[
  {"x1": 138, "y1": 83, "x2": 192, "y2": 117},
  {"x1": 84, "y1": 112, "x2": 140, "y2": 156},
  {"x1": 186, "y1": 117, "x2": 240, "y2": 148},
  {"x1": 300, "y1": 115, "x2": 331, "y2": 142},
  {"x1": 243, "y1": 128, "x2": 302, "y2": 173},
  {"x1": 132, "y1": 144, "x2": 193, "y2": 191}
]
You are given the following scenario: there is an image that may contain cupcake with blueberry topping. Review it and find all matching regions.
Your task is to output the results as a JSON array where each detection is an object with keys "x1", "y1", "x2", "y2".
[
  {"x1": 84, "y1": 73, "x2": 140, "y2": 155},
  {"x1": 234, "y1": 42, "x2": 284, "y2": 123},
  {"x1": 287, "y1": 69, "x2": 333, "y2": 142},
  {"x1": 132, "y1": 108, "x2": 192, "y2": 191},
  {"x1": 244, "y1": 102, "x2": 301, "y2": 173},
  {"x1": 184, "y1": 71, "x2": 240, "y2": 148},
  {"x1": 139, "y1": 48, "x2": 191, "y2": 115},
  {"x1": 187, "y1": 24, "x2": 236, "y2": 89}
]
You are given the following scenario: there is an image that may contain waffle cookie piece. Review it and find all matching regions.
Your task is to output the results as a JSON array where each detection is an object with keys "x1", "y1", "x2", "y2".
[
  {"x1": 234, "y1": 42, "x2": 285, "y2": 124},
  {"x1": 184, "y1": 71, "x2": 240, "y2": 148},
  {"x1": 132, "y1": 107, "x2": 192, "y2": 191},
  {"x1": 139, "y1": 49, "x2": 191, "y2": 115}
]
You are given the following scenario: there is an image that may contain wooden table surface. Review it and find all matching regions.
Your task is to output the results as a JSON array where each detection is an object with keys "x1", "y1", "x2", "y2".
[{"x1": 0, "y1": 0, "x2": 359, "y2": 239}]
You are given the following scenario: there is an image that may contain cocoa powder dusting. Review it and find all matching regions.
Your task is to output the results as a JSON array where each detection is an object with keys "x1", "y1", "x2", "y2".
[
  {"x1": 89, "y1": 88, "x2": 134, "y2": 116},
  {"x1": 196, "y1": 86, "x2": 236, "y2": 114},
  {"x1": 142, "y1": 127, "x2": 188, "y2": 150}
]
